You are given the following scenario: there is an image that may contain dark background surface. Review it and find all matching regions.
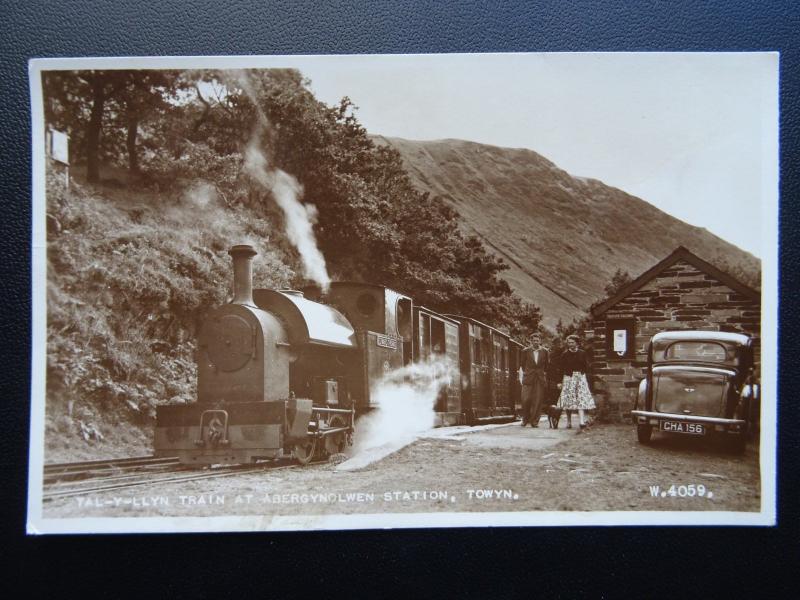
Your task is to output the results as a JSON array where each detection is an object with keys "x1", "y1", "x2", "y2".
[{"x1": 3, "y1": 1, "x2": 797, "y2": 596}]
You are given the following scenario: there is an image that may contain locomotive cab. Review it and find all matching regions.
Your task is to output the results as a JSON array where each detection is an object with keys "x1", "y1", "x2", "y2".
[{"x1": 304, "y1": 282, "x2": 413, "y2": 412}]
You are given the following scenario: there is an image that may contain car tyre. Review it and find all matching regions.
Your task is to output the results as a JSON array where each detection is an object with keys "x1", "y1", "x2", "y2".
[{"x1": 636, "y1": 424, "x2": 653, "y2": 444}]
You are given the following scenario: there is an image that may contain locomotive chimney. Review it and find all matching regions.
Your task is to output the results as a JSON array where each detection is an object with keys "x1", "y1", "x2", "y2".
[{"x1": 228, "y1": 244, "x2": 257, "y2": 306}]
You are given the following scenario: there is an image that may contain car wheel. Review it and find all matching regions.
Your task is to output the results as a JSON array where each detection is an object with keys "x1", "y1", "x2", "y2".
[{"x1": 636, "y1": 424, "x2": 653, "y2": 444}]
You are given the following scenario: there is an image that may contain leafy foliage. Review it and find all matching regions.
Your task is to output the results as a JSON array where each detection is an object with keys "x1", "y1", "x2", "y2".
[
  {"x1": 603, "y1": 268, "x2": 633, "y2": 297},
  {"x1": 43, "y1": 70, "x2": 183, "y2": 181}
]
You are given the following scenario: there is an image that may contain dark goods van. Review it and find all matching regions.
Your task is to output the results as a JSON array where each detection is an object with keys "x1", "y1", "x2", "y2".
[{"x1": 632, "y1": 331, "x2": 759, "y2": 453}]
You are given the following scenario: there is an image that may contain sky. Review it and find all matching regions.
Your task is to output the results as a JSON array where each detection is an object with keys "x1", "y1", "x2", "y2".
[{"x1": 275, "y1": 53, "x2": 777, "y2": 258}]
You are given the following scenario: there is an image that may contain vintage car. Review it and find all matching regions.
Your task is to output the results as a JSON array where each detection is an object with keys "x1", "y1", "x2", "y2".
[{"x1": 631, "y1": 330, "x2": 759, "y2": 453}]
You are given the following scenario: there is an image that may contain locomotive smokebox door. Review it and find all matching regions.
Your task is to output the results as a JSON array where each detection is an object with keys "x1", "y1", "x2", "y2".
[{"x1": 203, "y1": 314, "x2": 255, "y2": 372}]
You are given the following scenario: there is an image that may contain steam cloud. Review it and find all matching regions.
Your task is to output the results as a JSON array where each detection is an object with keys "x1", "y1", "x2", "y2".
[
  {"x1": 232, "y1": 70, "x2": 331, "y2": 291},
  {"x1": 337, "y1": 357, "x2": 457, "y2": 471},
  {"x1": 170, "y1": 181, "x2": 258, "y2": 247},
  {"x1": 243, "y1": 143, "x2": 331, "y2": 290}
]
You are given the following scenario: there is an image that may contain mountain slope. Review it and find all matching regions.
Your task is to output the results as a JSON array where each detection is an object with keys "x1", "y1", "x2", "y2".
[{"x1": 374, "y1": 136, "x2": 760, "y2": 328}]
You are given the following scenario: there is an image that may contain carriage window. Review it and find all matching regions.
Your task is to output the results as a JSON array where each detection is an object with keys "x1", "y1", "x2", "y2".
[
  {"x1": 481, "y1": 338, "x2": 491, "y2": 366},
  {"x1": 472, "y1": 337, "x2": 481, "y2": 364},
  {"x1": 421, "y1": 315, "x2": 431, "y2": 358},
  {"x1": 431, "y1": 319, "x2": 446, "y2": 355},
  {"x1": 396, "y1": 298, "x2": 412, "y2": 341},
  {"x1": 665, "y1": 342, "x2": 728, "y2": 361}
]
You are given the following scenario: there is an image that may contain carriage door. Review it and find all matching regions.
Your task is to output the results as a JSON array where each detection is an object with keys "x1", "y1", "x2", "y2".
[
  {"x1": 419, "y1": 313, "x2": 432, "y2": 361},
  {"x1": 443, "y1": 321, "x2": 462, "y2": 414},
  {"x1": 478, "y1": 329, "x2": 492, "y2": 412},
  {"x1": 495, "y1": 337, "x2": 510, "y2": 411},
  {"x1": 492, "y1": 335, "x2": 502, "y2": 411},
  {"x1": 469, "y1": 327, "x2": 482, "y2": 414},
  {"x1": 508, "y1": 344, "x2": 521, "y2": 414},
  {"x1": 397, "y1": 297, "x2": 413, "y2": 366},
  {"x1": 431, "y1": 318, "x2": 447, "y2": 412}
]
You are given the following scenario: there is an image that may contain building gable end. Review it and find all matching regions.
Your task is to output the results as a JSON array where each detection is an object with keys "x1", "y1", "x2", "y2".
[{"x1": 590, "y1": 246, "x2": 759, "y2": 317}]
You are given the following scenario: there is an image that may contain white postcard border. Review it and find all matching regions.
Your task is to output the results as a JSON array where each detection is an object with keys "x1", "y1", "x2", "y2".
[{"x1": 26, "y1": 53, "x2": 779, "y2": 533}]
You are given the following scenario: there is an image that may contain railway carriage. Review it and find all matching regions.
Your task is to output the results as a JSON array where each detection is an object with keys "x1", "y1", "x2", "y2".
[{"x1": 445, "y1": 315, "x2": 518, "y2": 424}]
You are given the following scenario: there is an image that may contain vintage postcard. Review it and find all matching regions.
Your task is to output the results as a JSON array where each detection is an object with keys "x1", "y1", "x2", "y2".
[{"x1": 27, "y1": 53, "x2": 778, "y2": 533}]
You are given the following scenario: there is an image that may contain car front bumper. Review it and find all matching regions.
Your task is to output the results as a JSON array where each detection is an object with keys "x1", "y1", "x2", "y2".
[{"x1": 631, "y1": 410, "x2": 746, "y2": 433}]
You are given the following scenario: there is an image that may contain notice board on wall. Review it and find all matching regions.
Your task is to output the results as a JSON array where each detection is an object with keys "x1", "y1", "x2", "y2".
[{"x1": 605, "y1": 317, "x2": 635, "y2": 360}]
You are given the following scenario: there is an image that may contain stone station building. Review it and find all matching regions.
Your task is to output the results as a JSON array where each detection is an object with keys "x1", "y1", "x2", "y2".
[{"x1": 588, "y1": 247, "x2": 760, "y2": 422}]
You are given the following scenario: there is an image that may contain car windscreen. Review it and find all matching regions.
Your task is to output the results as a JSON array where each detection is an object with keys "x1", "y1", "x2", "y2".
[
  {"x1": 664, "y1": 341, "x2": 729, "y2": 362},
  {"x1": 654, "y1": 369, "x2": 728, "y2": 418}
]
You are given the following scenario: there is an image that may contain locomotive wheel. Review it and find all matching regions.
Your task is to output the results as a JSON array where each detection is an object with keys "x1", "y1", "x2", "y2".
[
  {"x1": 293, "y1": 437, "x2": 317, "y2": 466},
  {"x1": 324, "y1": 415, "x2": 348, "y2": 456}
]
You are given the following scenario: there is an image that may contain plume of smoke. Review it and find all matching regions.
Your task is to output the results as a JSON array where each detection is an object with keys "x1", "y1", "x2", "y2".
[
  {"x1": 229, "y1": 69, "x2": 331, "y2": 291},
  {"x1": 184, "y1": 181, "x2": 215, "y2": 210},
  {"x1": 243, "y1": 141, "x2": 331, "y2": 290},
  {"x1": 337, "y1": 357, "x2": 457, "y2": 470}
]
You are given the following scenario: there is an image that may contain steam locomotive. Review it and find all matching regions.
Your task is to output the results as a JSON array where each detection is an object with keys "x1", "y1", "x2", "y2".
[{"x1": 154, "y1": 245, "x2": 523, "y2": 465}]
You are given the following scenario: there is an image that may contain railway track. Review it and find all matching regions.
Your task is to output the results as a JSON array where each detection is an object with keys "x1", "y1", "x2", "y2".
[
  {"x1": 42, "y1": 456, "x2": 326, "y2": 502},
  {"x1": 45, "y1": 455, "x2": 179, "y2": 473},
  {"x1": 44, "y1": 456, "x2": 181, "y2": 485}
]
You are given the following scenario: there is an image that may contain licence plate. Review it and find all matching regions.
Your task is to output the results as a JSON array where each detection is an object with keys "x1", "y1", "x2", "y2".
[{"x1": 660, "y1": 421, "x2": 705, "y2": 435}]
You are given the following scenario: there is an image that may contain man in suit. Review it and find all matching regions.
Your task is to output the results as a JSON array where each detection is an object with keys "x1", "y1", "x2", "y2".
[{"x1": 519, "y1": 332, "x2": 550, "y2": 427}]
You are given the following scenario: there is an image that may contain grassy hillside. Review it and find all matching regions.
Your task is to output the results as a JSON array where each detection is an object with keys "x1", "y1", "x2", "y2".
[{"x1": 375, "y1": 136, "x2": 760, "y2": 327}]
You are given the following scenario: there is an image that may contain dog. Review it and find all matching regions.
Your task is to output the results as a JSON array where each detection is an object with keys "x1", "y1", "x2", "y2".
[{"x1": 545, "y1": 405, "x2": 563, "y2": 429}]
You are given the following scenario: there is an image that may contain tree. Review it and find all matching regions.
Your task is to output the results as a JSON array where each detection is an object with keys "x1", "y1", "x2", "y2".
[
  {"x1": 42, "y1": 70, "x2": 181, "y2": 182},
  {"x1": 81, "y1": 71, "x2": 130, "y2": 182},
  {"x1": 115, "y1": 71, "x2": 180, "y2": 175},
  {"x1": 604, "y1": 268, "x2": 632, "y2": 297}
]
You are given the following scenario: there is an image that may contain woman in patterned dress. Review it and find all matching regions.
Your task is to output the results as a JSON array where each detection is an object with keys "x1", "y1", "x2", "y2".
[{"x1": 556, "y1": 334, "x2": 595, "y2": 432}]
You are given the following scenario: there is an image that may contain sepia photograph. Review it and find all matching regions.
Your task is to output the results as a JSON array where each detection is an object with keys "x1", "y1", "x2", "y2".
[{"x1": 27, "y1": 53, "x2": 778, "y2": 533}]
